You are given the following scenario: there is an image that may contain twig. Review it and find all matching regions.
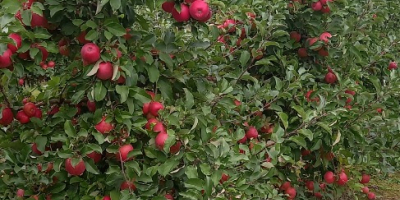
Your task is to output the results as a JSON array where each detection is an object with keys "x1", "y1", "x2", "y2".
[
  {"x1": 0, "y1": 85, "x2": 10, "y2": 107},
  {"x1": 284, "y1": 113, "x2": 329, "y2": 138}
]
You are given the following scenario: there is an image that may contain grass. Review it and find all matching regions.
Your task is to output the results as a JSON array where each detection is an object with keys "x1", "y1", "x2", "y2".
[{"x1": 369, "y1": 171, "x2": 400, "y2": 200}]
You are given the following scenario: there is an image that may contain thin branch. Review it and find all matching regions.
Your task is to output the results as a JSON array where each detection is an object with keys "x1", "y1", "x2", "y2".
[
  {"x1": 0, "y1": 85, "x2": 11, "y2": 107},
  {"x1": 284, "y1": 113, "x2": 329, "y2": 138}
]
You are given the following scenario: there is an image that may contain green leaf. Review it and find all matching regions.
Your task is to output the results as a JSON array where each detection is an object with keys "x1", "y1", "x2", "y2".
[
  {"x1": 159, "y1": 52, "x2": 173, "y2": 69},
  {"x1": 147, "y1": 65, "x2": 160, "y2": 83},
  {"x1": 116, "y1": 85, "x2": 129, "y2": 103},
  {"x1": 185, "y1": 166, "x2": 198, "y2": 179},
  {"x1": 158, "y1": 159, "x2": 179, "y2": 176},
  {"x1": 239, "y1": 50, "x2": 250, "y2": 67},
  {"x1": 184, "y1": 178, "x2": 205, "y2": 190},
  {"x1": 94, "y1": 82, "x2": 107, "y2": 101},
  {"x1": 35, "y1": 136, "x2": 47, "y2": 153},
  {"x1": 106, "y1": 22, "x2": 126, "y2": 36},
  {"x1": 277, "y1": 112, "x2": 288, "y2": 129},
  {"x1": 92, "y1": 132, "x2": 105, "y2": 144},
  {"x1": 271, "y1": 125, "x2": 284, "y2": 143},
  {"x1": 85, "y1": 29, "x2": 99, "y2": 41},
  {"x1": 299, "y1": 129, "x2": 313, "y2": 141},
  {"x1": 200, "y1": 163, "x2": 211, "y2": 176},
  {"x1": 64, "y1": 120, "x2": 77, "y2": 137},
  {"x1": 110, "y1": 190, "x2": 120, "y2": 200},
  {"x1": 289, "y1": 135, "x2": 307, "y2": 148},
  {"x1": 316, "y1": 122, "x2": 332, "y2": 135},
  {"x1": 83, "y1": 158, "x2": 100, "y2": 174},
  {"x1": 110, "y1": 0, "x2": 121, "y2": 10},
  {"x1": 183, "y1": 88, "x2": 194, "y2": 109}
]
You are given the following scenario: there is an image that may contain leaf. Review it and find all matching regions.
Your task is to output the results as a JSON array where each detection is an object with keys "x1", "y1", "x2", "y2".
[
  {"x1": 185, "y1": 166, "x2": 198, "y2": 179},
  {"x1": 274, "y1": 76, "x2": 282, "y2": 90},
  {"x1": 85, "y1": 30, "x2": 99, "y2": 41},
  {"x1": 271, "y1": 125, "x2": 284, "y2": 143},
  {"x1": 35, "y1": 136, "x2": 47, "y2": 153},
  {"x1": 183, "y1": 88, "x2": 194, "y2": 109},
  {"x1": 106, "y1": 22, "x2": 126, "y2": 36},
  {"x1": 116, "y1": 85, "x2": 129, "y2": 103},
  {"x1": 94, "y1": 82, "x2": 107, "y2": 101},
  {"x1": 83, "y1": 158, "x2": 100, "y2": 174},
  {"x1": 159, "y1": 52, "x2": 173, "y2": 69},
  {"x1": 147, "y1": 65, "x2": 160, "y2": 83},
  {"x1": 92, "y1": 132, "x2": 105, "y2": 144},
  {"x1": 239, "y1": 50, "x2": 250, "y2": 67},
  {"x1": 64, "y1": 120, "x2": 77, "y2": 137},
  {"x1": 289, "y1": 135, "x2": 307, "y2": 148},
  {"x1": 277, "y1": 112, "x2": 288, "y2": 129},
  {"x1": 111, "y1": 64, "x2": 119, "y2": 81},
  {"x1": 332, "y1": 130, "x2": 341, "y2": 146},
  {"x1": 110, "y1": 0, "x2": 121, "y2": 10},
  {"x1": 316, "y1": 122, "x2": 332, "y2": 135},
  {"x1": 200, "y1": 163, "x2": 211, "y2": 175},
  {"x1": 158, "y1": 159, "x2": 179, "y2": 176},
  {"x1": 299, "y1": 129, "x2": 313, "y2": 141},
  {"x1": 87, "y1": 60, "x2": 101, "y2": 76},
  {"x1": 184, "y1": 178, "x2": 204, "y2": 190}
]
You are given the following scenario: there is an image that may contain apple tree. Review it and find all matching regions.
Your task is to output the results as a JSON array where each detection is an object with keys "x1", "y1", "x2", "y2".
[{"x1": 1, "y1": 0, "x2": 400, "y2": 199}]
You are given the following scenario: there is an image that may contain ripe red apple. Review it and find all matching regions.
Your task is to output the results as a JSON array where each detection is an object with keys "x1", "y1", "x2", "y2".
[
  {"x1": 31, "y1": 143, "x2": 43, "y2": 155},
  {"x1": 320, "y1": 32, "x2": 332, "y2": 44},
  {"x1": 189, "y1": 0, "x2": 210, "y2": 21},
  {"x1": 245, "y1": 126, "x2": 258, "y2": 139},
  {"x1": 47, "y1": 61, "x2": 55, "y2": 68},
  {"x1": 367, "y1": 192, "x2": 376, "y2": 200},
  {"x1": 319, "y1": 183, "x2": 326, "y2": 190},
  {"x1": 31, "y1": 44, "x2": 48, "y2": 61},
  {"x1": 362, "y1": 186, "x2": 369, "y2": 194},
  {"x1": 280, "y1": 181, "x2": 291, "y2": 191},
  {"x1": 95, "y1": 117, "x2": 114, "y2": 134},
  {"x1": 198, "y1": 10, "x2": 212, "y2": 22},
  {"x1": 23, "y1": 102, "x2": 37, "y2": 117},
  {"x1": 321, "y1": 5, "x2": 331, "y2": 13},
  {"x1": 102, "y1": 196, "x2": 111, "y2": 200},
  {"x1": 285, "y1": 187, "x2": 296, "y2": 199},
  {"x1": 377, "y1": 108, "x2": 382, "y2": 113},
  {"x1": 325, "y1": 68, "x2": 337, "y2": 84},
  {"x1": 142, "y1": 102, "x2": 151, "y2": 116},
  {"x1": 238, "y1": 135, "x2": 247, "y2": 143},
  {"x1": 219, "y1": 173, "x2": 229, "y2": 183},
  {"x1": 87, "y1": 151, "x2": 102, "y2": 163},
  {"x1": 16, "y1": 110, "x2": 30, "y2": 124},
  {"x1": 305, "y1": 181, "x2": 314, "y2": 191},
  {"x1": 81, "y1": 43, "x2": 101, "y2": 64},
  {"x1": 220, "y1": 19, "x2": 236, "y2": 33},
  {"x1": 59, "y1": 45, "x2": 70, "y2": 56},
  {"x1": 120, "y1": 181, "x2": 136, "y2": 191},
  {"x1": 324, "y1": 171, "x2": 335, "y2": 184},
  {"x1": 290, "y1": 31, "x2": 301, "y2": 42},
  {"x1": 172, "y1": 4, "x2": 190, "y2": 22},
  {"x1": 298, "y1": 48, "x2": 308, "y2": 58},
  {"x1": 308, "y1": 37, "x2": 321, "y2": 51},
  {"x1": 7, "y1": 33, "x2": 22, "y2": 53},
  {"x1": 162, "y1": 1, "x2": 175, "y2": 13},
  {"x1": 17, "y1": 188, "x2": 24, "y2": 197},
  {"x1": 33, "y1": 108, "x2": 42, "y2": 119},
  {"x1": 96, "y1": 62, "x2": 113, "y2": 80},
  {"x1": 48, "y1": 106, "x2": 59, "y2": 115},
  {"x1": 31, "y1": 13, "x2": 48, "y2": 29},
  {"x1": 77, "y1": 31, "x2": 90, "y2": 44},
  {"x1": 145, "y1": 118, "x2": 159, "y2": 130},
  {"x1": 301, "y1": 149, "x2": 311, "y2": 156},
  {"x1": 311, "y1": 1, "x2": 322, "y2": 11},
  {"x1": 155, "y1": 132, "x2": 168, "y2": 150},
  {"x1": 360, "y1": 174, "x2": 370, "y2": 184},
  {"x1": 149, "y1": 101, "x2": 164, "y2": 116},
  {"x1": 153, "y1": 122, "x2": 166, "y2": 133},
  {"x1": 86, "y1": 100, "x2": 96, "y2": 112},
  {"x1": 165, "y1": 194, "x2": 174, "y2": 200},
  {"x1": 169, "y1": 141, "x2": 182, "y2": 154},
  {"x1": 388, "y1": 61, "x2": 397, "y2": 70},
  {"x1": 0, "y1": 107, "x2": 13, "y2": 126},
  {"x1": 65, "y1": 158, "x2": 86, "y2": 176},
  {"x1": 45, "y1": 162, "x2": 53, "y2": 173},
  {"x1": 18, "y1": 78, "x2": 24, "y2": 86},
  {"x1": 116, "y1": 144, "x2": 134, "y2": 162},
  {"x1": 318, "y1": 48, "x2": 329, "y2": 56},
  {"x1": 0, "y1": 49, "x2": 13, "y2": 68},
  {"x1": 337, "y1": 171, "x2": 348, "y2": 185}
]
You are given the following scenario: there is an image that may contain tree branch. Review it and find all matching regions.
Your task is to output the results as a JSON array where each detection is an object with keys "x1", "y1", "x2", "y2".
[{"x1": 0, "y1": 85, "x2": 11, "y2": 107}]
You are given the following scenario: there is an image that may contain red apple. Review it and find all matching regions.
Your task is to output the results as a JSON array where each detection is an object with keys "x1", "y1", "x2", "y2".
[
  {"x1": 96, "y1": 62, "x2": 113, "y2": 80},
  {"x1": 325, "y1": 71, "x2": 337, "y2": 84},
  {"x1": 301, "y1": 149, "x2": 311, "y2": 156},
  {"x1": 59, "y1": 45, "x2": 70, "y2": 56},
  {"x1": 48, "y1": 106, "x2": 60, "y2": 115},
  {"x1": 245, "y1": 126, "x2": 258, "y2": 139},
  {"x1": 145, "y1": 118, "x2": 159, "y2": 130},
  {"x1": 280, "y1": 181, "x2": 291, "y2": 191},
  {"x1": 162, "y1": 1, "x2": 175, "y2": 13},
  {"x1": 153, "y1": 122, "x2": 166, "y2": 133},
  {"x1": 318, "y1": 48, "x2": 329, "y2": 57},
  {"x1": 324, "y1": 171, "x2": 335, "y2": 184},
  {"x1": 285, "y1": 187, "x2": 296, "y2": 199},
  {"x1": 33, "y1": 108, "x2": 42, "y2": 119},
  {"x1": 311, "y1": 1, "x2": 322, "y2": 11},
  {"x1": 220, "y1": 19, "x2": 236, "y2": 33},
  {"x1": 169, "y1": 141, "x2": 182, "y2": 154},
  {"x1": 320, "y1": 32, "x2": 332, "y2": 44},
  {"x1": 198, "y1": 10, "x2": 212, "y2": 22},
  {"x1": 65, "y1": 158, "x2": 86, "y2": 176},
  {"x1": 0, "y1": 107, "x2": 13, "y2": 126},
  {"x1": 0, "y1": 49, "x2": 13, "y2": 68},
  {"x1": 149, "y1": 101, "x2": 164, "y2": 117},
  {"x1": 362, "y1": 186, "x2": 369, "y2": 194},
  {"x1": 7, "y1": 33, "x2": 22, "y2": 53},
  {"x1": 388, "y1": 61, "x2": 397, "y2": 70},
  {"x1": 155, "y1": 132, "x2": 168, "y2": 150},
  {"x1": 77, "y1": 31, "x2": 90, "y2": 44},
  {"x1": 47, "y1": 61, "x2": 55, "y2": 68},
  {"x1": 367, "y1": 192, "x2": 376, "y2": 200},
  {"x1": 219, "y1": 173, "x2": 229, "y2": 183},
  {"x1": 81, "y1": 43, "x2": 101, "y2": 64},
  {"x1": 45, "y1": 162, "x2": 53, "y2": 173},
  {"x1": 165, "y1": 194, "x2": 174, "y2": 200},
  {"x1": 172, "y1": 4, "x2": 190, "y2": 22},
  {"x1": 290, "y1": 31, "x2": 301, "y2": 42},
  {"x1": 120, "y1": 181, "x2": 136, "y2": 191},
  {"x1": 238, "y1": 135, "x2": 247, "y2": 143},
  {"x1": 23, "y1": 102, "x2": 37, "y2": 117},
  {"x1": 314, "y1": 192, "x2": 322, "y2": 198},
  {"x1": 86, "y1": 100, "x2": 96, "y2": 112},
  {"x1": 31, "y1": 44, "x2": 48, "y2": 61},
  {"x1": 16, "y1": 110, "x2": 30, "y2": 124},
  {"x1": 321, "y1": 5, "x2": 331, "y2": 13},
  {"x1": 337, "y1": 171, "x2": 348, "y2": 185},
  {"x1": 116, "y1": 144, "x2": 134, "y2": 162},
  {"x1": 87, "y1": 151, "x2": 102, "y2": 163},
  {"x1": 16, "y1": 189, "x2": 24, "y2": 197},
  {"x1": 305, "y1": 181, "x2": 314, "y2": 191},
  {"x1": 298, "y1": 48, "x2": 308, "y2": 58},
  {"x1": 189, "y1": 0, "x2": 210, "y2": 21},
  {"x1": 102, "y1": 196, "x2": 111, "y2": 200},
  {"x1": 31, "y1": 13, "x2": 48, "y2": 29},
  {"x1": 95, "y1": 116, "x2": 114, "y2": 134},
  {"x1": 31, "y1": 143, "x2": 43, "y2": 155}
]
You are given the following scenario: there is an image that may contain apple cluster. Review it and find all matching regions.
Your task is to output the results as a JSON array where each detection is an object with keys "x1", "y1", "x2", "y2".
[{"x1": 162, "y1": 0, "x2": 212, "y2": 23}]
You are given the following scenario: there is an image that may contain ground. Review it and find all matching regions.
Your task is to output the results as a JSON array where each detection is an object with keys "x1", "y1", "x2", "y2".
[{"x1": 371, "y1": 171, "x2": 400, "y2": 200}]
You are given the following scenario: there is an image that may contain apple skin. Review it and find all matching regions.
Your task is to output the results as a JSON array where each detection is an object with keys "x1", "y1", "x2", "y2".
[
  {"x1": 311, "y1": 1, "x2": 322, "y2": 11},
  {"x1": 33, "y1": 108, "x2": 42, "y2": 119},
  {"x1": 116, "y1": 144, "x2": 134, "y2": 162},
  {"x1": 23, "y1": 102, "x2": 37, "y2": 117},
  {"x1": 189, "y1": 0, "x2": 210, "y2": 21},
  {"x1": 87, "y1": 151, "x2": 102, "y2": 163},
  {"x1": 388, "y1": 61, "x2": 397, "y2": 70},
  {"x1": 149, "y1": 101, "x2": 164, "y2": 117},
  {"x1": 165, "y1": 194, "x2": 174, "y2": 200},
  {"x1": 102, "y1": 196, "x2": 111, "y2": 200},
  {"x1": 221, "y1": 19, "x2": 236, "y2": 33},
  {"x1": 17, "y1": 188, "x2": 24, "y2": 197},
  {"x1": 162, "y1": 1, "x2": 175, "y2": 13},
  {"x1": 320, "y1": 32, "x2": 332, "y2": 44},
  {"x1": 87, "y1": 100, "x2": 96, "y2": 112},
  {"x1": 305, "y1": 181, "x2": 314, "y2": 191},
  {"x1": 16, "y1": 110, "x2": 30, "y2": 124},
  {"x1": 237, "y1": 135, "x2": 247, "y2": 144},
  {"x1": 155, "y1": 132, "x2": 168, "y2": 150},
  {"x1": 7, "y1": 33, "x2": 22, "y2": 53},
  {"x1": 81, "y1": 43, "x2": 101, "y2": 64},
  {"x1": 96, "y1": 62, "x2": 114, "y2": 80},
  {"x1": 362, "y1": 186, "x2": 369, "y2": 194},
  {"x1": 0, "y1": 107, "x2": 14, "y2": 126},
  {"x1": 77, "y1": 31, "x2": 90, "y2": 44},
  {"x1": 219, "y1": 173, "x2": 229, "y2": 183},
  {"x1": 297, "y1": 48, "x2": 308, "y2": 58},
  {"x1": 95, "y1": 116, "x2": 114, "y2": 134},
  {"x1": 153, "y1": 122, "x2": 166, "y2": 133},
  {"x1": 245, "y1": 126, "x2": 258, "y2": 139},
  {"x1": 337, "y1": 171, "x2": 348, "y2": 185},
  {"x1": 0, "y1": 49, "x2": 13, "y2": 69},
  {"x1": 280, "y1": 181, "x2": 291, "y2": 191},
  {"x1": 145, "y1": 118, "x2": 159, "y2": 130},
  {"x1": 169, "y1": 141, "x2": 182, "y2": 154},
  {"x1": 314, "y1": 192, "x2": 322, "y2": 199},
  {"x1": 142, "y1": 102, "x2": 151, "y2": 115},
  {"x1": 31, "y1": 143, "x2": 43, "y2": 155},
  {"x1": 198, "y1": 10, "x2": 212, "y2": 22},
  {"x1": 367, "y1": 192, "x2": 375, "y2": 200},
  {"x1": 285, "y1": 187, "x2": 296, "y2": 199},
  {"x1": 325, "y1": 72, "x2": 337, "y2": 84},
  {"x1": 172, "y1": 4, "x2": 190, "y2": 22},
  {"x1": 324, "y1": 171, "x2": 335, "y2": 184},
  {"x1": 120, "y1": 181, "x2": 136, "y2": 191},
  {"x1": 65, "y1": 158, "x2": 86, "y2": 176},
  {"x1": 31, "y1": 13, "x2": 48, "y2": 29},
  {"x1": 31, "y1": 44, "x2": 48, "y2": 62},
  {"x1": 360, "y1": 174, "x2": 370, "y2": 184},
  {"x1": 290, "y1": 31, "x2": 301, "y2": 42}
]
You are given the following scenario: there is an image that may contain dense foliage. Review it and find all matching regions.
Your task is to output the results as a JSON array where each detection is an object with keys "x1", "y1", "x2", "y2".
[{"x1": 1, "y1": 0, "x2": 400, "y2": 199}]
